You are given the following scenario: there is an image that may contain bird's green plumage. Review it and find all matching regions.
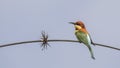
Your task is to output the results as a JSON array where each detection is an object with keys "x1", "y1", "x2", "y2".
[
  {"x1": 75, "y1": 31, "x2": 89, "y2": 45},
  {"x1": 75, "y1": 31, "x2": 95, "y2": 59}
]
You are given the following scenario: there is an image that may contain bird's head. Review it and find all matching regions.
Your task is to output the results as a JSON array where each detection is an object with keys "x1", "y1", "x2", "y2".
[{"x1": 69, "y1": 21, "x2": 86, "y2": 30}]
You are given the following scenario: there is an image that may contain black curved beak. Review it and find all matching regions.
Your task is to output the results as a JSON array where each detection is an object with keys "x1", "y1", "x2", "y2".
[{"x1": 69, "y1": 22, "x2": 75, "y2": 25}]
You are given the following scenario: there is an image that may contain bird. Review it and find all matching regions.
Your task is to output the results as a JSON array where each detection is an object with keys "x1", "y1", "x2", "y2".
[{"x1": 70, "y1": 21, "x2": 95, "y2": 59}]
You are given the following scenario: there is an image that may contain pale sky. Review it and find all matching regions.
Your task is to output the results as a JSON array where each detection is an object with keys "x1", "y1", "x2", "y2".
[{"x1": 0, "y1": 0, "x2": 120, "y2": 68}]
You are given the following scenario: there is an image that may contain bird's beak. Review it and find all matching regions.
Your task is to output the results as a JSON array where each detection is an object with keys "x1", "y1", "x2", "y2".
[{"x1": 69, "y1": 22, "x2": 76, "y2": 25}]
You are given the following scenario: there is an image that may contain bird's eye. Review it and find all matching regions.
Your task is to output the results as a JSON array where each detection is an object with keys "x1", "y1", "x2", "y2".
[{"x1": 76, "y1": 23, "x2": 80, "y2": 25}]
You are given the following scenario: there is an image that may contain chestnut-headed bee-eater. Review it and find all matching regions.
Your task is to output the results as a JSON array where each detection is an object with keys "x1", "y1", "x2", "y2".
[{"x1": 70, "y1": 21, "x2": 95, "y2": 59}]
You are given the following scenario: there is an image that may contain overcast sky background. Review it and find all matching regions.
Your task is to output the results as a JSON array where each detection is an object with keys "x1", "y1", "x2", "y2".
[{"x1": 0, "y1": 0, "x2": 120, "y2": 68}]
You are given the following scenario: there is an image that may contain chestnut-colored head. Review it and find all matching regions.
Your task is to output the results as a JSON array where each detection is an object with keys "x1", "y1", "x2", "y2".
[
  {"x1": 75, "y1": 21, "x2": 85, "y2": 29},
  {"x1": 69, "y1": 20, "x2": 88, "y2": 33},
  {"x1": 70, "y1": 21, "x2": 86, "y2": 30}
]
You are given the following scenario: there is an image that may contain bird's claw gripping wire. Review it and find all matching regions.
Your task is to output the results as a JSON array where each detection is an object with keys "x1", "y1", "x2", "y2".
[{"x1": 41, "y1": 31, "x2": 50, "y2": 50}]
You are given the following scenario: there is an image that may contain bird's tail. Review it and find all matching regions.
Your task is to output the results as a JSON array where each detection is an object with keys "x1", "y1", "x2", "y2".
[{"x1": 86, "y1": 45, "x2": 95, "y2": 60}]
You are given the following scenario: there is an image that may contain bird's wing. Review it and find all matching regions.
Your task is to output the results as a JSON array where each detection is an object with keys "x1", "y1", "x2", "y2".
[
  {"x1": 88, "y1": 33, "x2": 94, "y2": 44},
  {"x1": 75, "y1": 31, "x2": 91, "y2": 45}
]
